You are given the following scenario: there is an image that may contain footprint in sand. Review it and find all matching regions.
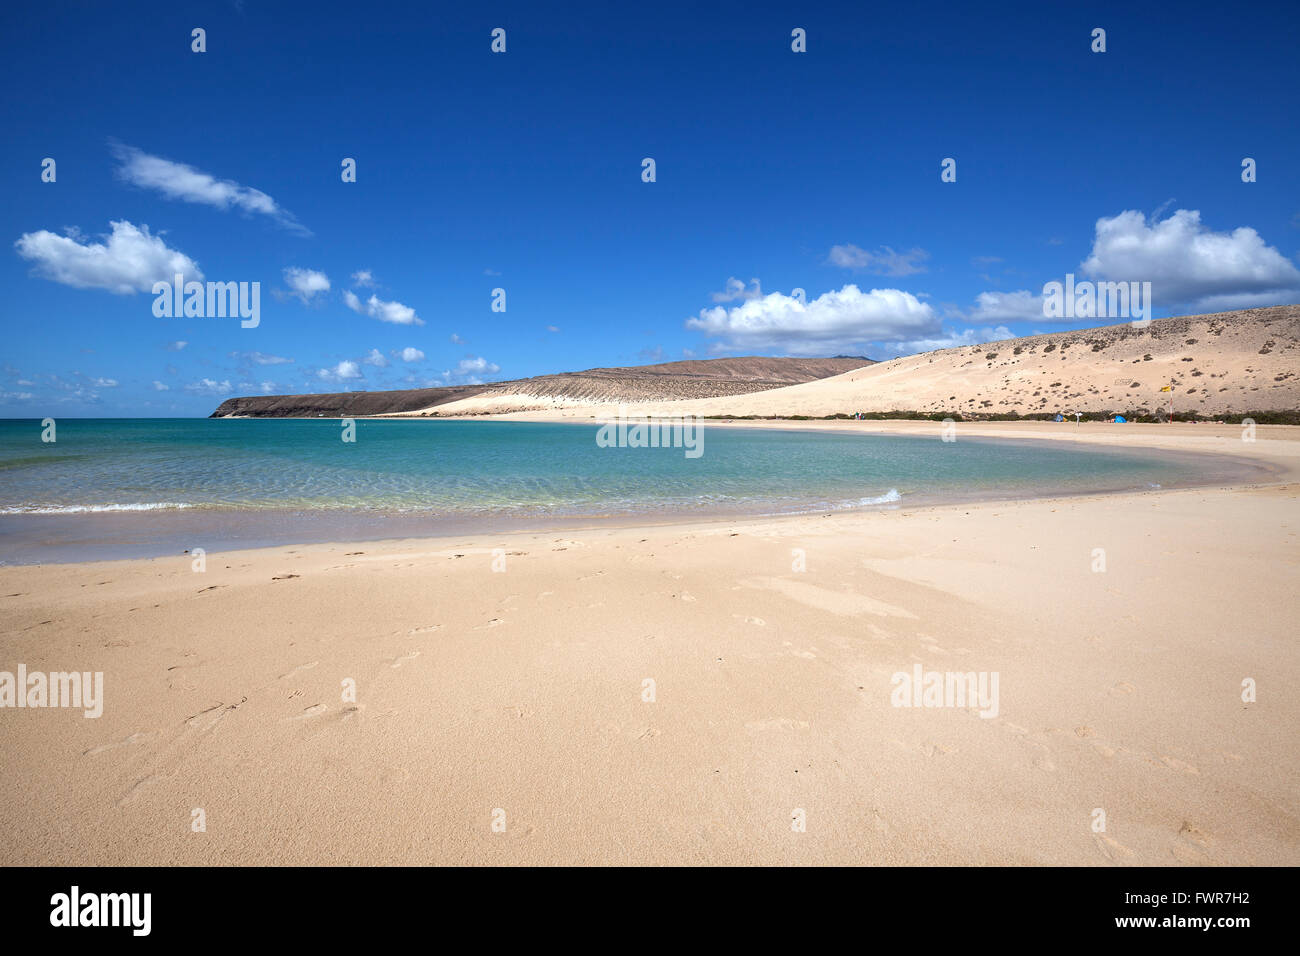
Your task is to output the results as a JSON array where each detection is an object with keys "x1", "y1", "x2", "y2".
[
  {"x1": 1109, "y1": 681, "x2": 1136, "y2": 696},
  {"x1": 117, "y1": 774, "x2": 160, "y2": 807},
  {"x1": 285, "y1": 703, "x2": 328, "y2": 722},
  {"x1": 1178, "y1": 821, "x2": 1213, "y2": 847},
  {"x1": 185, "y1": 700, "x2": 242, "y2": 733},
  {"x1": 1094, "y1": 833, "x2": 1134, "y2": 862},
  {"x1": 278, "y1": 661, "x2": 319, "y2": 680},
  {"x1": 83, "y1": 731, "x2": 158, "y2": 757},
  {"x1": 1171, "y1": 822, "x2": 1213, "y2": 862},
  {"x1": 388, "y1": 650, "x2": 421, "y2": 669},
  {"x1": 745, "y1": 717, "x2": 810, "y2": 731}
]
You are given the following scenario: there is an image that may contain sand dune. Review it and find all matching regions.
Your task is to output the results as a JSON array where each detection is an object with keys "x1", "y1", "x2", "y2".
[{"x1": 425, "y1": 306, "x2": 1299, "y2": 419}]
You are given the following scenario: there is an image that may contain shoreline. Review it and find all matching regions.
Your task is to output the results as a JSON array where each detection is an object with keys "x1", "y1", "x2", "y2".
[
  {"x1": 1, "y1": 421, "x2": 1292, "y2": 567},
  {"x1": 2, "y1": 422, "x2": 1297, "y2": 865}
]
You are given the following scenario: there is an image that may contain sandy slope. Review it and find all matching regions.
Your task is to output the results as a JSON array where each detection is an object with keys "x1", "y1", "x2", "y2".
[
  {"x1": 1, "y1": 423, "x2": 1297, "y2": 865},
  {"x1": 423, "y1": 306, "x2": 1300, "y2": 418}
]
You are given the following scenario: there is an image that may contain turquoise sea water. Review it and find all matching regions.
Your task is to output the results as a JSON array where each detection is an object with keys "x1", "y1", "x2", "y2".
[{"x1": 0, "y1": 418, "x2": 1268, "y2": 563}]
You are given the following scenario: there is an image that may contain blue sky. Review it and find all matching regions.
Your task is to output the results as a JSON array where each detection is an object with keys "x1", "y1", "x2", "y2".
[{"x1": 2, "y1": 0, "x2": 1298, "y2": 416}]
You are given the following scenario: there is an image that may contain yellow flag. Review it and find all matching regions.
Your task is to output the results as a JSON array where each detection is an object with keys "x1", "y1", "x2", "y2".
[{"x1": 1159, "y1": 386, "x2": 1173, "y2": 392}]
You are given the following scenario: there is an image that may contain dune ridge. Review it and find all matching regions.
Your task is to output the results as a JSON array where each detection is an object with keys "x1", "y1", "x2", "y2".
[{"x1": 423, "y1": 306, "x2": 1299, "y2": 419}]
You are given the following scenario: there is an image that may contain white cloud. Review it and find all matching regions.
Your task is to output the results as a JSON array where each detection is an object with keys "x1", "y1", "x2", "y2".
[
  {"x1": 152, "y1": 381, "x2": 169, "y2": 391},
  {"x1": 317, "y1": 360, "x2": 362, "y2": 382},
  {"x1": 965, "y1": 289, "x2": 1046, "y2": 322},
  {"x1": 879, "y1": 326, "x2": 1015, "y2": 356},
  {"x1": 449, "y1": 332, "x2": 466, "y2": 344},
  {"x1": 232, "y1": 351, "x2": 293, "y2": 365},
  {"x1": 395, "y1": 347, "x2": 424, "y2": 362},
  {"x1": 184, "y1": 378, "x2": 234, "y2": 395},
  {"x1": 686, "y1": 284, "x2": 939, "y2": 355},
  {"x1": 260, "y1": 381, "x2": 276, "y2": 394},
  {"x1": 828, "y1": 245, "x2": 929, "y2": 276},
  {"x1": 283, "y1": 267, "x2": 330, "y2": 304},
  {"x1": 343, "y1": 290, "x2": 424, "y2": 326},
  {"x1": 1080, "y1": 209, "x2": 1300, "y2": 310},
  {"x1": 546, "y1": 325, "x2": 559, "y2": 333},
  {"x1": 362, "y1": 348, "x2": 388, "y2": 367},
  {"x1": 351, "y1": 269, "x2": 375, "y2": 287},
  {"x1": 166, "y1": 340, "x2": 188, "y2": 351},
  {"x1": 92, "y1": 377, "x2": 118, "y2": 387},
  {"x1": 457, "y1": 356, "x2": 500, "y2": 375},
  {"x1": 15, "y1": 220, "x2": 202, "y2": 294},
  {"x1": 711, "y1": 277, "x2": 762, "y2": 303},
  {"x1": 111, "y1": 143, "x2": 309, "y2": 236}
]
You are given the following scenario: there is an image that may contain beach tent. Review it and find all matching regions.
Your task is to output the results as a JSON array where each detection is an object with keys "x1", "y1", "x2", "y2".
[
  {"x1": 1053, "y1": 413, "x2": 1065, "y2": 422},
  {"x1": 1114, "y1": 415, "x2": 1127, "y2": 423}
]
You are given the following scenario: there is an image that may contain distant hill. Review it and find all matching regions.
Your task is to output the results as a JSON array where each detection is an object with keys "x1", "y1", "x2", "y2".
[
  {"x1": 491, "y1": 305, "x2": 1297, "y2": 420},
  {"x1": 209, "y1": 356, "x2": 875, "y2": 418}
]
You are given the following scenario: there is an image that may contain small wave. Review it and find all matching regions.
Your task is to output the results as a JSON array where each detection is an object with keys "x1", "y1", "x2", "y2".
[
  {"x1": 858, "y1": 488, "x2": 902, "y2": 506},
  {"x1": 0, "y1": 502, "x2": 194, "y2": 515}
]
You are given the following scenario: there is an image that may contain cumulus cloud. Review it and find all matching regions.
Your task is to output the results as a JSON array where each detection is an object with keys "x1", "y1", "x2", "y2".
[
  {"x1": 879, "y1": 326, "x2": 1015, "y2": 356},
  {"x1": 828, "y1": 245, "x2": 929, "y2": 276},
  {"x1": 965, "y1": 289, "x2": 1046, "y2": 322},
  {"x1": 111, "y1": 143, "x2": 309, "y2": 236},
  {"x1": 283, "y1": 267, "x2": 330, "y2": 304},
  {"x1": 449, "y1": 332, "x2": 466, "y2": 344},
  {"x1": 394, "y1": 347, "x2": 424, "y2": 362},
  {"x1": 343, "y1": 290, "x2": 424, "y2": 325},
  {"x1": 1079, "y1": 209, "x2": 1300, "y2": 310},
  {"x1": 317, "y1": 360, "x2": 362, "y2": 383},
  {"x1": 165, "y1": 340, "x2": 188, "y2": 351},
  {"x1": 546, "y1": 325, "x2": 559, "y2": 333},
  {"x1": 92, "y1": 377, "x2": 118, "y2": 388},
  {"x1": 15, "y1": 220, "x2": 202, "y2": 294},
  {"x1": 152, "y1": 381, "x2": 169, "y2": 391},
  {"x1": 711, "y1": 277, "x2": 762, "y2": 303},
  {"x1": 362, "y1": 348, "x2": 388, "y2": 367},
  {"x1": 457, "y1": 356, "x2": 500, "y2": 375},
  {"x1": 351, "y1": 269, "x2": 375, "y2": 287},
  {"x1": 231, "y1": 351, "x2": 293, "y2": 366},
  {"x1": 686, "y1": 284, "x2": 939, "y2": 355},
  {"x1": 184, "y1": 378, "x2": 234, "y2": 395}
]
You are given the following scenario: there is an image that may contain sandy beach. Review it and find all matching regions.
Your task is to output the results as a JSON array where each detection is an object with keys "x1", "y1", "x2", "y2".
[{"x1": 1, "y1": 421, "x2": 1297, "y2": 866}]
